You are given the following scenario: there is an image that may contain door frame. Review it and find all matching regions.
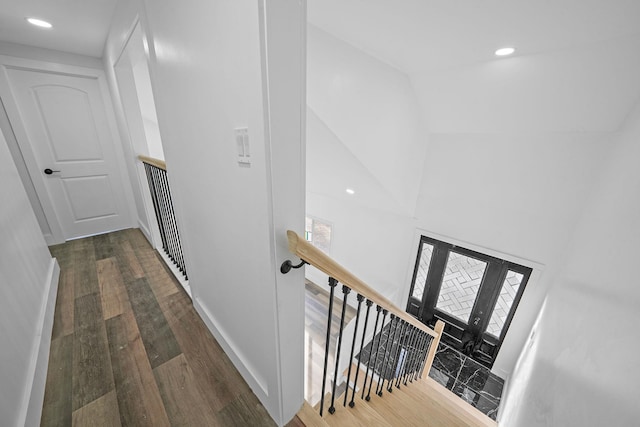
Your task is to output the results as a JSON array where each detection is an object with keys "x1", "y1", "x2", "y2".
[{"x1": 0, "y1": 54, "x2": 136, "y2": 244}]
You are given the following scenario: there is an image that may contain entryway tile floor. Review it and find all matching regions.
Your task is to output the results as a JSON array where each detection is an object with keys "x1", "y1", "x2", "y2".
[{"x1": 429, "y1": 343, "x2": 504, "y2": 420}]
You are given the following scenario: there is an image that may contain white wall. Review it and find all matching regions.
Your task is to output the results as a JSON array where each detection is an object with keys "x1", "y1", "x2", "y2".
[
  {"x1": 307, "y1": 25, "x2": 426, "y2": 215},
  {"x1": 500, "y1": 99, "x2": 640, "y2": 426},
  {"x1": 412, "y1": 132, "x2": 611, "y2": 377},
  {"x1": 104, "y1": 0, "x2": 305, "y2": 424},
  {"x1": 0, "y1": 125, "x2": 58, "y2": 426}
]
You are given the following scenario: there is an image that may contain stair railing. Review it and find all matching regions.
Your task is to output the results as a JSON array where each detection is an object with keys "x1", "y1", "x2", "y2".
[
  {"x1": 284, "y1": 230, "x2": 444, "y2": 417},
  {"x1": 138, "y1": 155, "x2": 188, "y2": 280}
]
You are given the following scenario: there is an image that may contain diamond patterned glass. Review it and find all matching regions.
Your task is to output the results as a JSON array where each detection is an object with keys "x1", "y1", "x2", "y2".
[
  {"x1": 411, "y1": 243, "x2": 434, "y2": 300},
  {"x1": 436, "y1": 252, "x2": 487, "y2": 323},
  {"x1": 487, "y1": 271, "x2": 524, "y2": 337}
]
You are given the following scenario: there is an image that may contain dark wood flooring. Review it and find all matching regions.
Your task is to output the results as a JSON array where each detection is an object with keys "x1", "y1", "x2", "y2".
[{"x1": 43, "y1": 228, "x2": 303, "y2": 427}]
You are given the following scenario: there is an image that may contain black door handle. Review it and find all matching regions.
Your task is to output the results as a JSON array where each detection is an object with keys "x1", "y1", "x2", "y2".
[{"x1": 44, "y1": 168, "x2": 60, "y2": 175}]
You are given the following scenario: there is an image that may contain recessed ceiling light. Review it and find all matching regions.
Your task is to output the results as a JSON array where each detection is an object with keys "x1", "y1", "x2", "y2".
[
  {"x1": 346, "y1": 188, "x2": 355, "y2": 195},
  {"x1": 495, "y1": 47, "x2": 515, "y2": 57},
  {"x1": 26, "y1": 18, "x2": 53, "y2": 28}
]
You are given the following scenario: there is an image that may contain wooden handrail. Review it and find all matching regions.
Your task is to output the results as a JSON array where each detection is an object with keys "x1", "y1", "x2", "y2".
[
  {"x1": 138, "y1": 154, "x2": 166, "y2": 171},
  {"x1": 287, "y1": 230, "x2": 439, "y2": 338}
]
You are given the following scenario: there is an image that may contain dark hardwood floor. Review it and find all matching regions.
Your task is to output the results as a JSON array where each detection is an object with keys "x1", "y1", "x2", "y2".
[{"x1": 43, "y1": 228, "x2": 302, "y2": 427}]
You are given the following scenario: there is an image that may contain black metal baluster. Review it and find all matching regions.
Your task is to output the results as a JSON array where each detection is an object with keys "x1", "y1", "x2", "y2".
[
  {"x1": 403, "y1": 327, "x2": 419, "y2": 386},
  {"x1": 376, "y1": 314, "x2": 396, "y2": 396},
  {"x1": 388, "y1": 319, "x2": 406, "y2": 392},
  {"x1": 396, "y1": 326, "x2": 415, "y2": 388},
  {"x1": 365, "y1": 307, "x2": 386, "y2": 401},
  {"x1": 144, "y1": 164, "x2": 167, "y2": 251},
  {"x1": 162, "y1": 170, "x2": 187, "y2": 277},
  {"x1": 164, "y1": 170, "x2": 183, "y2": 273},
  {"x1": 370, "y1": 308, "x2": 388, "y2": 398},
  {"x1": 362, "y1": 305, "x2": 382, "y2": 400},
  {"x1": 410, "y1": 332, "x2": 425, "y2": 383},
  {"x1": 158, "y1": 168, "x2": 177, "y2": 266},
  {"x1": 153, "y1": 167, "x2": 172, "y2": 257},
  {"x1": 319, "y1": 278, "x2": 338, "y2": 416},
  {"x1": 344, "y1": 294, "x2": 364, "y2": 407},
  {"x1": 349, "y1": 299, "x2": 372, "y2": 408},
  {"x1": 328, "y1": 285, "x2": 350, "y2": 414},
  {"x1": 413, "y1": 333, "x2": 431, "y2": 380}
]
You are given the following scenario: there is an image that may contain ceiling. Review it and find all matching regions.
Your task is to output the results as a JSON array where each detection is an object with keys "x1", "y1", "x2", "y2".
[
  {"x1": 308, "y1": 0, "x2": 640, "y2": 74},
  {"x1": 0, "y1": 0, "x2": 119, "y2": 57}
]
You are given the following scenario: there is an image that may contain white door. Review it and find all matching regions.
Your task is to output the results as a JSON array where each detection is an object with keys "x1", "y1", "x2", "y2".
[{"x1": 6, "y1": 67, "x2": 131, "y2": 240}]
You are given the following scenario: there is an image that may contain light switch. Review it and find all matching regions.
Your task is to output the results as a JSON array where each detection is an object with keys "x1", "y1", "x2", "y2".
[{"x1": 235, "y1": 127, "x2": 250, "y2": 165}]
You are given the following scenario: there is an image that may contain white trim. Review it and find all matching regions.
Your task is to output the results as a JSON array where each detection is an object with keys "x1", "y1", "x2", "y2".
[
  {"x1": 20, "y1": 258, "x2": 60, "y2": 427},
  {"x1": 192, "y1": 297, "x2": 269, "y2": 396}
]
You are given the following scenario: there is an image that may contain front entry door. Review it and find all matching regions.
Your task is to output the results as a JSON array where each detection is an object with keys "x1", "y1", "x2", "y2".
[
  {"x1": 5, "y1": 66, "x2": 131, "y2": 241},
  {"x1": 407, "y1": 236, "x2": 531, "y2": 368}
]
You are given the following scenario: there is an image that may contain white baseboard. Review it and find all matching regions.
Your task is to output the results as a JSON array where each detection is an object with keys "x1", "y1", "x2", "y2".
[
  {"x1": 137, "y1": 220, "x2": 153, "y2": 245},
  {"x1": 192, "y1": 298, "x2": 268, "y2": 398},
  {"x1": 20, "y1": 258, "x2": 60, "y2": 427}
]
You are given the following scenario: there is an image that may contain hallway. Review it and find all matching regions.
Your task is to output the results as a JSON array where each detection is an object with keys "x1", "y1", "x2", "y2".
[{"x1": 42, "y1": 229, "x2": 291, "y2": 426}]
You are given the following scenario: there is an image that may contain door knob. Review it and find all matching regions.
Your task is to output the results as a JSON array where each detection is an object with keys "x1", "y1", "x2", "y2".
[{"x1": 44, "y1": 168, "x2": 60, "y2": 175}]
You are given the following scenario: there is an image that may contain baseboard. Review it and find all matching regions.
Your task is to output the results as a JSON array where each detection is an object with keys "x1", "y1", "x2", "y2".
[
  {"x1": 20, "y1": 258, "x2": 60, "y2": 427},
  {"x1": 192, "y1": 297, "x2": 269, "y2": 397},
  {"x1": 137, "y1": 220, "x2": 153, "y2": 245}
]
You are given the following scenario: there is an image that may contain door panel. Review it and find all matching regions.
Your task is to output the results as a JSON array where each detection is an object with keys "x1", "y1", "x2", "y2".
[
  {"x1": 33, "y1": 85, "x2": 104, "y2": 161},
  {"x1": 6, "y1": 67, "x2": 130, "y2": 240}
]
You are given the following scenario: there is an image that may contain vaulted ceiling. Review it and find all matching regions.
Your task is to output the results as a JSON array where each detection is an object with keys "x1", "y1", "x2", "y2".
[{"x1": 306, "y1": 0, "x2": 640, "y2": 214}]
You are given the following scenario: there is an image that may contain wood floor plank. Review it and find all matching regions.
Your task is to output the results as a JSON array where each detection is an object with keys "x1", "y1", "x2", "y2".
[
  {"x1": 119, "y1": 240, "x2": 145, "y2": 279},
  {"x1": 124, "y1": 277, "x2": 181, "y2": 368},
  {"x1": 215, "y1": 391, "x2": 277, "y2": 427},
  {"x1": 136, "y1": 247, "x2": 182, "y2": 303},
  {"x1": 97, "y1": 257, "x2": 129, "y2": 320},
  {"x1": 73, "y1": 238, "x2": 99, "y2": 298},
  {"x1": 72, "y1": 390, "x2": 121, "y2": 427},
  {"x1": 160, "y1": 291, "x2": 251, "y2": 412},
  {"x1": 41, "y1": 334, "x2": 73, "y2": 427},
  {"x1": 51, "y1": 267, "x2": 75, "y2": 339},
  {"x1": 106, "y1": 311, "x2": 171, "y2": 427},
  {"x1": 94, "y1": 233, "x2": 116, "y2": 261},
  {"x1": 73, "y1": 293, "x2": 114, "y2": 411},
  {"x1": 153, "y1": 354, "x2": 221, "y2": 426}
]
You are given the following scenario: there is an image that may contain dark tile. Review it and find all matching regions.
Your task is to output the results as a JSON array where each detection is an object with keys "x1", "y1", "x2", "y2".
[
  {"x1": 457, "y1": 357, "x2": 504, "y2": 401},
  {"x1": 428, "y1": 343, "x2": 465, "y2": 390},
  {"x1": 452, "y1": 383, "x2": 500, "y2": 420}
]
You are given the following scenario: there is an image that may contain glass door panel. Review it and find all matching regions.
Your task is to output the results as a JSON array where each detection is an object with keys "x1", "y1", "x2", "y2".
[
  {"x1": 411, "y1": 242, "x2": 434, "y2": 300},
  {"x1": 435, "y1": 252, "x2": 487, "y2": 323},
  {"x1": 487, "y1": 270, "x2": 524, "y2": 337}
]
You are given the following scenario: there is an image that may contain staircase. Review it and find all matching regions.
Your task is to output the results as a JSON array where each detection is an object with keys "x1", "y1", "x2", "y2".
[
  {"x1": 284, "y1": 231, "x2": 499, "y2": 427},
  {"x1": 297, "y1": 374, "x2": 498, "y2": 426}
]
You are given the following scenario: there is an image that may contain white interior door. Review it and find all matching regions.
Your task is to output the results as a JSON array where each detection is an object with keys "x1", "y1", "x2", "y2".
[{"x1": 6, "y1": 67, "x2": 131, "y2": 241}]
